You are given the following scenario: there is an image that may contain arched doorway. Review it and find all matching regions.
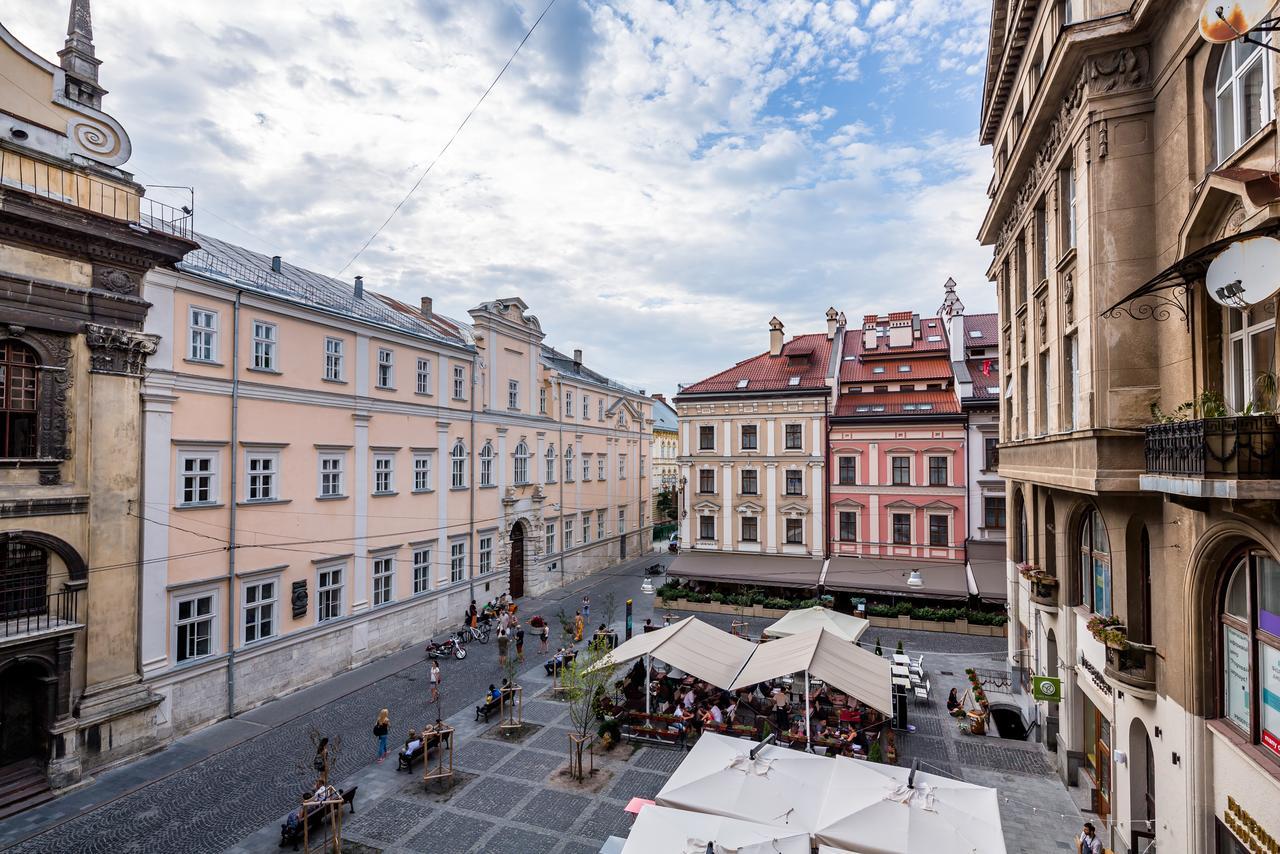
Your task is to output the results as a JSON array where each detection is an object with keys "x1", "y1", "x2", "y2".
[
  {"x1": 1045, "y1": 629, "x2": 1060, "y2": 751},
  {"x1": 1129, "y1": 719, "x2": 1155, "y2": 852},
  {"x1": 0, "y1": 660, "x2": 52, "y2": 767},
  {"x1": 509, "y1": 521, "x2": 526, "y2": 599}
]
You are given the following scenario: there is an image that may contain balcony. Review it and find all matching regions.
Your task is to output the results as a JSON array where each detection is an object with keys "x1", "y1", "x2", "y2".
[
  {"x1": 1104, "y1": 641, "x2": 1157, "y2": 695},
  {"x1": 1029, "y1": 574, "x2": 1059, "y2": 607},
  {"x1": 1142, "y1": 416, "x2": 1280, "y2": 499},
  {"x1": 1, "y1": 587, "x2": 83, "y2": 646}
]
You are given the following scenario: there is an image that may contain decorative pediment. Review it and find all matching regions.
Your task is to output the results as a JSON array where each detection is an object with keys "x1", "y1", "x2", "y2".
[
  {"x1": 468, "y1": 297, "x2": 543, "y2": 334},
  {"x1": 693, "y1": 499, "x2": 721, "y2": 513},
  {"x1": 779, "y1": 502, "x2": 810, "y2": 517},
  {"x1": 884, "y1": 500, "x2": 918, "y2": 511},
  {"x1": 832, "y1": 497, "x2": 864, "y2": 508},
  {"x1": 736, "y1": 501, "x2": 764, "y2": 515}
]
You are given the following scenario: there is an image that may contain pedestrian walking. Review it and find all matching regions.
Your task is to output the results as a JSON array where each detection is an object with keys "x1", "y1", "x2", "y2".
[
  {"x1": 539, "y1": 621, "x2": 550, "y2": 652},
  {"x1": 429, "y1": 660, "x2": 441, "y2": 704},
  {"x1": 497, "y1": 625, "x2": 510, "y2": 666},
  {"x1": 373, "y1": 709, "x2": 390, "y2": 763},
  {"x1": 1075, "y1": 822, "x2": 1102, "y2": 854},
  {"x1": 573, "y1": 609, "x2": 584, "y2": 642},
  {"x1": 515, "y1": 622, "x2": 525, "y2": 661},
  {"x1": 582, "y1": 595, "x2": 590, "y2": 623}
]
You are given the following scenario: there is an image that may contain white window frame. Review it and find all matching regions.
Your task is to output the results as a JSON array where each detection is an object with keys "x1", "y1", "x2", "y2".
[
  {"x1": 174, "y1": 590, "x2": 216, "y2": 663},
  {"x1": 372, "y1": 555, "x2": 395, "y2": 607},
  {"x1": 318, "y1": 453, "x2": 345, "y2": 498},
  {"x1": 582, "y1": 512, "x2": 592, "y2": 543},
  {"x1": 509, "y1": 379, "x2": 520, "y2": 410},
  {"x1": 539, "y1": 386, "x2": 547, "y2": 414},
  {"x1": 583, "y1": 394, "x2": 590, "y2": 419},
  {"x1": 317, "y1": 564, "x2": 345, "y2": 622},
  {"x1": 178, "y1": 450, "x2": 218, "y2": 507},
  {"x1": 479, "y1": 440, "x2": 495, "y2": 487},
  {"x1": 188, "y1": 306, "x2": 218, "y2": 362},
  {"x1": 565, "y1": 390, "x2": 574, "y2": 417},
  {"x1": 373, "y1": 453, "x2": 395, "y2": 494},
  {"x1": 416, "y1": 358, "x2": 432, "y2": 395},
  {"x1": 785, "y1": 517, "x2": 805, "y2": 545},
  {"x1": 251, "y1": 320, "x2": 277, "y2": 371},
  {"x1": 546, "y1": 445, "x2": 557, "y2": 484},
  {"x1": 449, "y1": 538, "x2": 467, "y2": 584},
  {"x1": 324, "y1": 336, "x2": 344, "y2": 381},
  {"x1": 582, "y1": 453, "x2": 591, "y2": 481},
  {"x1": 242, "y1": 578, "x2": 277, "y2": 645},
  {"x1": 1216, "y1": 39, "x2": 1274, "y2": 164},
  {"x1": 513, "y1": 440, "x2": 530, "y2": 485},
  {"x1": 618, "y1": 508, "x2": 626, "y2": 533},
  {"x1": 597, "y1": 456, "x2": 606, "y2": 480},
  {"x1": 598, "y1": 399, "x2": 604, "y2": 421},
  {"x1": 412, "y1": 545, "x2": 432, "y2": 594},
  {"x1": 451, "y1": 440, "x2": 467, "y2": 488},
  {"x1": 619, "y1": 453, "x2": 627, "y2": 479},
  {"x1": 245, "y1": 450, "x2": 280, "y2": 502},
  {"x1": 564, "y1": 517, "x2": 575, "y2": 546},
  {"x1": 545, "y1": 521, "x2": 556, "y2": 554},
  {"x1": 1226, "y1": 305, "x2": 1277, "y2": 412},
  {"x1": 453, "y1": 364, "x2": 467, "y2": 400},
  {"x1": 597, "y1": 513, "x2": 605, "y2": 540},
  {"x1": 478, "y1": 534, "x2": 493, "y2": 574},
  {"x1": 413, "y1": 453, "x2": 433, "y2": 493},
  {"x1": 376, "y1": 348, "x2": 395, "y2": 389},
  {"x1": 564, "y1": 445, "x2": 575, "y2": 482}
]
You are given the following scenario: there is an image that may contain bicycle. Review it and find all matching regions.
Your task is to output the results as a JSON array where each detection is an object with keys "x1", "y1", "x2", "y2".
[{"x1": 460, "y1": 623, "x2": 490, "y2": 644}]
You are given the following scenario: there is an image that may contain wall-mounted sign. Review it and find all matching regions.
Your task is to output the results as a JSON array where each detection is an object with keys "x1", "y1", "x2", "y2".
[
  {"x1": 1223, "y1": 795, "x2": 1278, "y2": 852},
  {"x1": 291, "y1": 580, "x2": 309, "y2": 619},
  {"x1": 1032, "y1": 675, "x2": 1062, "y2": 703}
]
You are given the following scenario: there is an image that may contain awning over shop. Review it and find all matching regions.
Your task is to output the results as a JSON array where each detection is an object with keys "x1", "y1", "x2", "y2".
[
  {"x1": 668, "y1": 551, "x2": 824, "y2": 590},
  {"x1": 965, "y1": 540, "x2": 1008, "y2": 603},
  {"x1": 823, "y1": 556, "x2": 970, "y2": 599}
]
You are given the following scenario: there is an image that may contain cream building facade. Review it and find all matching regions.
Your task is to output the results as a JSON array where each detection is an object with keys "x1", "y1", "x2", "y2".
[
  {"x1": 981, "y1": 1, "x2": 1280, "y2": 851},
  {"x1": 138, "y1": 234, "x2": 651, "y2": 738},
  {"x1": 649, "y1": 393, "x2": 678, "y2": 521}
]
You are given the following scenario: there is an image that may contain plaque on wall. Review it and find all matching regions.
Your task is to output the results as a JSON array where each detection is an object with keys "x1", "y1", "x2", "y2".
[{"x1": 291, "y1": 580, "x2": 308, "y2": 619}]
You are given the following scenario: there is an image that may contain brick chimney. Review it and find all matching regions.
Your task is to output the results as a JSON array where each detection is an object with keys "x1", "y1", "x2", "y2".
[
  {"x1": 769, "y1": 317, "x2": 785, "y2": 356},
  {"x1": 573, "y1": 349, "x2": 583, "y2": 369},
  {"x1": 420, "y1": 296, "x2": 433, "y2": 319}
]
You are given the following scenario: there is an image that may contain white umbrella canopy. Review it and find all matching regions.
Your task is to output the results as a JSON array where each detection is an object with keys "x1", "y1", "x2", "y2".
[
  {"x1": 655, "y1": 732, "x2": 834, "y2": 832},
  {"x1": 815, "y1": 760, "x2": 1007, "y2": 854},
  {"x1": 763, "y1": 606, "x2": 870, "y2": 643},
  {"x1": 622, "y1": 804, "x2": 812, "y2": 854}
]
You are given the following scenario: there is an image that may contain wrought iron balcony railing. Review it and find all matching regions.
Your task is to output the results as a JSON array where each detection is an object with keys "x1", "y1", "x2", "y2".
[
  {"x1": 1, "y1": 587, "x2": 82, "y2": 640},
  {"x1": 1144, "y1": 416, "x2": 1280, "y2": 479}
]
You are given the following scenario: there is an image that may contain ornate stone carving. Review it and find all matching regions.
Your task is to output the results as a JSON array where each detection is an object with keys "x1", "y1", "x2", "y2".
[
  {"x1": 1063, "y1": 274, "x2": 1075, "y2": 325},
  {"x1": 1087, "y1": 46, "x2": 1150, "y2": 94},
  {"x1": 92, "y1": 265, "x2": 140, "y2": 295},
  {"x1": 1218, "y1": 201, "x2": 1247, "y2": 239},
  {"x1": 39, "y1": 467, "x2": 61, "y2": 486},
  {"x1": 1018, "y1": 316, "x2": 1027, "y2": 351},
  {"x1": 1097, "y1": 119, "x2": 1109, "y2": 159},
  {"x1": 84, "y1": 323, "x2": 157, "y2": 377},
  {"x1": 1038, "y1": 296, "x2": 1048, "y2": 338},
  {"x1": 19, "y1": 331, "x2": 73, "y2": 462}
]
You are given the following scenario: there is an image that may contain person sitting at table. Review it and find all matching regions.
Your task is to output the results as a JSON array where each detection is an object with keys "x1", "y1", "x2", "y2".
[
  {"x1": 681, "y1": 685, "x2": 697, "y2": 711},
  {"x1": 700, "y1": 703, "x2": 723, "y2": 726},
  {"x1": 670, "y1": 705, "x2": 691, "y2": 738}
]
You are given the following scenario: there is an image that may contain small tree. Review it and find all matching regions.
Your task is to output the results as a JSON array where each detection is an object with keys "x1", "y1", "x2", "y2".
[
  {"x1": 895, "y1": 640, "x2": 905, "y2": 655},
  {"x1": 561, "y1": 635, "x2": 615, "y2": 781},
  {"x1": 874, "y1": 637, "x2": 883, "y2": 657}
]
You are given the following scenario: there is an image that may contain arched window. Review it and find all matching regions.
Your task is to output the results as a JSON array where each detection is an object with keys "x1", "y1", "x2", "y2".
[
  {"x1": 1219, "y1": 548, "x2": 1280, "y2": 765},
  {"x1": 545, "y1": 444, "x2": 556, "y2": 484},
  {"x1": 513, "y1": 440, "x2": 530, "y2": 485},
  {"x1": 1, "y1": 540, "x2": 48, "y2": 618},
  {"x1": 1215, "y1": 39, "x2": 1272, "y2": 163},
  {"x1": 1013, "y1": 490, "x2": 1028, "y2": 563},
  {"x1": 564, "y1": 445, "x2": 575, "y2": 482},
  {"x1": 0, "y1": 341, "x2": 39, "y2": 458},
  {"x1": 451, "y1": 440, "x2": 467, "y2": 489},
  {"x1": 478, "y1": 441, "x2": 494, "y2": 487},
  {"x1": 1079, "y1": 507, "x2": 1111, "y2": 616}
]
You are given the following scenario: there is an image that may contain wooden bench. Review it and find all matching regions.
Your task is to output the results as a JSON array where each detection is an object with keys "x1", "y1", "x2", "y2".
[
  {"x1": 279, "y1": 786, "x2": 357, "y2": 850},
  {"x1": 475, "y1": 696, "x2": 502, "y2": 723},
  {"x1": 621, "y1": 724, "x2": 686, "y2": 749},
  {"x1": 396, "y1": 731, "x2": 446, "y2": 773}
]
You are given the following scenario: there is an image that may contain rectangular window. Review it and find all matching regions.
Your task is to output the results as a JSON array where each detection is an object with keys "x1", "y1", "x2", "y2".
[
  {"x1": 583, "y1": 394, "x2": 590, "y2": 419},
  {"x1": 741, "y1": 425, "x2": 758, "y2": 450},
  {"x1": 1038, "y1": 350, "x2": 1051, "y2": 434},
  {"x1": 324, "y1": 337, "x2": 344, "y2": 381},
  {"x1": 785, "y1": 470, "x2": 803, "y2": 495},
  {"x1": 377, "y1": 348, "x2": 394, "y2": 389},
  {"x1": 539, "y1": 387, "x2": 547, "y2": 414},
  {"x1": 740, "y1": 470, "x2": 758, "y2": 495},
  {"x1": 564, "y1": 517, "x2": 575, "y2": 546},
  {"x1": 597, "y1": 456, "x2": 606, "y2": 480},
  {"x1": 891, "y1": 456, "x2": 910, "y2": 485},
  {"x1": 176, "y1": 593, "x2": 214, "y2": 662},
  {"x1": 1061, "y1": 165, "x2": 1077, "y2": 251},
  {"x1": 317, "y1": 566, "x2": 343, "y2": 622},
  {"x1": 984, "y1": 437, "x2": 999, "y2": 472},
  {"x1": 838, "y1": 456, "x2": 856, "y2": 485},
  {"x1": 478, "y1": 535, "x2": 493, "y2": 575},
  {"x1": 1015, "y1": 236, "x2": 1027, "y2": 306},
  {"x1": 372, "y1": 556, "x2": 394, "y2": 607},
  {"x1": 929, "y1": 514, "x2": 949, "y2": 547},
  {"x1": 179, "y1": 453, "x2": 216, "y2": 506},
  {"x1": 1064, "y1": 332, "x2": 1079, "y2": 430},
  {"x1": 509, "y1": 380, "x2": 520, "y2": 410},
  {"x1": 374, "y1": 454, "x2": 394, "y2": 494},
  {"x1": 416, "y1": 358, "x2": 432, "y2": 395},
  {"x1": 617, "y1": 508, "x2": 626, "y2": 534},
  {"x1": 839, "y1": 511, "x2": 857, "y2": 542},
  {"x1": 928, "y1": 456, "x2": 948, "y2": 486},
  {"x1": 319, "y1": 454, "x2": 344, "y2": 498},
  {"x1": 188, "y1": 307, "x2": 217, "y2": 362},
  {"x1": 597, "y1": 513, "x2": 605, "y2": 540},
  {"x1": 1034, "y1": 206, "x2": 1048, "y2": 283},
  {"x1": 1020, "y1": 364, "x2": 1030, "y2": 437},
  {"x1": 699, "y1": 515, "x2": 715, "y2": 540},
  {"x1": 785, "y1": 518, "x2": 803, "y2": 544},
  {"x1": 742, "y1": 516, "x2": 758, "y2": 542},
  {"x1": 699, "y1": 469, "x2": 715, "y2": 493},
  {"x1": 565, "y1": 390, "x2": 574, "y2": 417},
  {"x1": 243, "y1": 580, "x2": 275, "y2": 644},
  {"x1": 453, "y1": 365, "x2": 466, "y2": 400},
  {"x1": 892, "y1": 513, "x2": 911, "y2": 545},
  {"x1": 699, "y1": 425, "x2": 715, "y2": 450},
  {"x1": 545, "y1": 522, "x2": 556, "y2": 555},
  {"x1": 246, "y1": 452, "x2": 278, "y2": 502},
  {"x1": 582, "y1": 513, "x2": 591, "y2": 543},
  {"x1": 984, "y1": 496, "x2": 1006, "y2": 529},
  {"x1": 619, "y1": 454, "x2": 627, "y2": 479},
  {"x1": 451, "y1": 446, "x2": 466, "y2": 488},
  {"x1": 784, "y1": 424, "x2": 803, "y2": 450},
  {"x1": 450, "y1": 540, "x2": 466, "y2": 583},
  {"x1": 598, "y1": 399, "x2": 605, "y2": 421},
  {"x1": 412, "y1": 547, "x2": 431, "y2": 594},
  {"x1": 578, "y1": 453, "x2": 588, "y2": 481},
  {"x1": 413, "y1": 454, "x2": 432, "y2": 492},
  {"x1": 252, "y1": 321, "x2": 277, "y2": 371}
]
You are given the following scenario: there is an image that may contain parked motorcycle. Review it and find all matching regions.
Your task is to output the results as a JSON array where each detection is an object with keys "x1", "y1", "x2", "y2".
[
  {"x1": 425, "y1": 636, "x2": 467, "y2": 660},
  {"x1": 643, "y1": 563, "x2": 665, "y2": 576}
]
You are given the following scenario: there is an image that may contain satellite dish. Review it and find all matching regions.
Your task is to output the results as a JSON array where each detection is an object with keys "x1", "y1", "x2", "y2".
[
  {"x1": 1200, "y1": 0, "x2": 1276, "y2": 42},
  {"x1": 1205, "y1": 235, "x2": 1280, "y2": 309}
]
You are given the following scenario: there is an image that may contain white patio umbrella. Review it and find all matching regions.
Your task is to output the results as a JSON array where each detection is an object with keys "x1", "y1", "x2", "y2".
[
  {"x1": 655, "y1": 732, "x2": 834, "y2": 831},
  {"x1": 763, "y1": 606, "x2": 870, "y2": 644},
  {"x1": 815, "y1": 759, "x2": 1007, "y2": 854},
  {"x1": 622, "y1": 804, "x2": 812, "y2": 854}
]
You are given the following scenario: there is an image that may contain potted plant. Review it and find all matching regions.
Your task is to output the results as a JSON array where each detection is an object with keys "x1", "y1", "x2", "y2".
[
  {"x1": 1016, "y1": 562, "x2": 1042, "y2": 581},
  {"x1": 1087, "y1": 614, "x2": 1128, "y2": 649}
]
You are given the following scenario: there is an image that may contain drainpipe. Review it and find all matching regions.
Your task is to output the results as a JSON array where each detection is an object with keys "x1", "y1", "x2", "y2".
[
  {"x1": 557, "y1": 379, "x2": 565, "y2": 588},
  {"x1": 822, "y1": 396, "x2": 831, "y2": 562},
  {"x1": 468, "y1": 352, "x2": 477, "y2": 604},
  {"x1": 226, "y1": 290, "x2": 242, "y2": 720}
]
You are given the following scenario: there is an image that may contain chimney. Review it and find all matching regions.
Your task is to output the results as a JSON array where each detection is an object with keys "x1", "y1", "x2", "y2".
[
  {"x1": 862, "y1": 315, "x2": 879, "y2": 351},
  {"x1": 826, "y1": 306, "x2": 839, "y2": 340},
  {"x1": 354, "y1": 275, "x2": 364, "y2": 299},
  {"x1": 887, "y1": 311, "x2": 913, "y2": 348},
  {"x1": 769, "y1": 317, "x2": 785, "y2": 356},
  {"x1": 573, "y1": 348, "x2": 583, "y2": 368},
  {"x1": 270, "y1": 255, "x2": 282, "y2": 273},
  {"x1": 420, "y1": 296, "x2": 433, "y2": 318}
]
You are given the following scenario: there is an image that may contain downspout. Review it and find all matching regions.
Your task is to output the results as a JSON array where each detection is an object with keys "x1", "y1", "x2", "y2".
[
  {"x1": 557, "y1": 379, "x2": 564, "y2": 587},
  {"x1": 468, "y1": 352, "x2": 477, "y2": 603},
  {"x1": 822, "y1": 396, "x2": 831, "y2": 561},
  {"x1": 226, "y1": 290, "x2": 242, "y2": 720}
]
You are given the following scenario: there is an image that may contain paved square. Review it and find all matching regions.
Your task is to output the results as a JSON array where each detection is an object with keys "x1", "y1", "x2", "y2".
[
  {"x1": 478, "y1": 826, "x2": 562, "y2": 854},
  {"x1": 496, "y1": 749, "x2": 565, "y2": 782},
  {"x1": 454, "y1": 739, "x2": 513, "y2": 772},
  {"x1": 955, "y1": 741, "x2": 1049, "y2": 775},
  {"x1": 526, "y1": 724, "x2": 575, "y2": 754},
  {"x1": 452, "y1": 777, "x2": 535, "y2": 817},
  {"x1": 522, "y1": 699, "x2": 570, "y2": 725},
  {"x1": 606, "y1": 768, "x2": 666, "y2": 801},
  {"x1": 512, "y1": 789, "x2": 594, "y2": 831},
  {"x1": 346, "y1": 797, "x2": 432, "y2": 843},
  {"x1": 631, "y1": 745, "x2": 685, "y2": 773},
  {"x1": 406, "y1": 811, "x2": 493, "y2": 853},
  {"x1": 577, "y1": 800, "x2": 638, "y2": 842}
]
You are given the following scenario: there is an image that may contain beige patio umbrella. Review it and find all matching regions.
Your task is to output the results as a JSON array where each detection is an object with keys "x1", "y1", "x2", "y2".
[
  {"x1": 763, "y1": 605, "x2": 870, "y2": 643},
  {"x1": 622, "y1": 804, "x2": 812, "y2": 854}
]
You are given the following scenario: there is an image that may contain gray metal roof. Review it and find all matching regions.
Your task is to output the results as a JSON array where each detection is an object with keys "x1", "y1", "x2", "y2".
[
  {"x1": 651, "y1": 396, "x2": 678, "y2": 432},
  {"x1": 540, "y1": 345, "x2": 640, "y2": 395},
  {"x1": 177, "y1": 233, "x2": 473, "y2": 349}
]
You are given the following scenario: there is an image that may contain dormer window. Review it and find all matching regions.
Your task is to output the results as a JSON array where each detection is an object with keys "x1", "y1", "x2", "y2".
[
  {"x1": 927, "y1": 335, "x2": 942, "y2": 342},
  {"x1": 872, "y1": 367, "x2": 886, "y2": 374},
  {"x1": 736, "y1": 379, "x2": 749, "y2": 389},
  {"x1": 788, "y1": 377, "x2": 801, "y2": 386}
]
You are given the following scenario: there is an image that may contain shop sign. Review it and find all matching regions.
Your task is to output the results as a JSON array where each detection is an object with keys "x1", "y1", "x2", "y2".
[
  {"x1": 1032, "y1": 675, "x2": 1062, "y2": 703},
  {"x1": 1263, "y1": 645, "x2": 1280, "y2": 760},
  {"x1": 1223, "y1": 796, "x2": 1279, "y2": 852}
]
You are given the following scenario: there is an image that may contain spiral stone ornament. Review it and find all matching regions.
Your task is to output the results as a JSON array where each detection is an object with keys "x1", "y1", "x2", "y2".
[{"x1": 68, "y1": 118, "x2": 123, "y2": 161}]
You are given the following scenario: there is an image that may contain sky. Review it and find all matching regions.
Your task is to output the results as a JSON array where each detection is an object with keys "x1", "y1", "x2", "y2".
[{"x1": 5, "y1": 0, "x2": 996, "y2": 396}]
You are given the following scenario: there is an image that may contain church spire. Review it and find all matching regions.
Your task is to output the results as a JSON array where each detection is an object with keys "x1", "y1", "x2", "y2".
[{"x1": 58, "y1": 0, "x2": 106, "y2": 109}]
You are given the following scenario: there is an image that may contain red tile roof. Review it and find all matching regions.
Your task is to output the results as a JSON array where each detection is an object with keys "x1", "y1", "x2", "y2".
[
  {"x1": 834, "y1": 390, "x2": 962, "y2": 417},
  {"x1": 964, "y1": 358, "x2": 1001, "y2": 401},
  {"x1": 679, "y1": 333, "x2": 833, "y2": 395},
  {"x1": 843, "y1": 317, "x2": 950, "y2": 358},
  {"x1": 840, "y1": 356, "x2": 953, "y2": 383},
  {"x1": 963, "y1": 313, "x2": 999, "y2": 349}
]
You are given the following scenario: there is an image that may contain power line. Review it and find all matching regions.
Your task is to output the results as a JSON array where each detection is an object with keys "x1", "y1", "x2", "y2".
[{"x1": 335, "y1": 0, "x2": 562, "y2": 276}]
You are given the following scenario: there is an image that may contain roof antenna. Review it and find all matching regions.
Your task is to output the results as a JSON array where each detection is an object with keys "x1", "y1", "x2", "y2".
[{"x1": 750, "y1": 732, "x2": 776, "y2": 760}]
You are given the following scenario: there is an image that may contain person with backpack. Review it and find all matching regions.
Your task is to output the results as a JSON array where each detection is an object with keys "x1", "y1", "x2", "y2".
[
  {"x1": 429, "y1": 660, "x2": 441, "y2": 704},
  {"x1": 373, "y1": 709, "x2": 391, "y2": 763}
]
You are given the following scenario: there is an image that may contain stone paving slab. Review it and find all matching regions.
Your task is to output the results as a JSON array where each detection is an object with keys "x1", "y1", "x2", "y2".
[
  {"x1": 451, "y1": 776, "x2": 536, "y2": 817},
  {"x1": 525, "y1": 724, "x2": 575, "y2": 754},
  {"x1": 512, "y1": 788, "x2": 594, "y2": 832},
  {"x1": 477, "y1": 826, "x2": 562, "y2": 854},
  {"x1": 630, "y1": 744, "x2": 685, "y2": 774},
  {"x1": 345, "y1": 797, "x2": 433, "y2": 844},
  {"x1": 405, "y1": 811, "x2": 493, "y2": 852},
  {"x1": 495, "y1": 748, "x2": 566, "y2": 782},
  {"x1": 577, "y1": 800, "x2": 639, "y2": 842},
  {"x1": 454, "y1": 738, "x2": 514, "y2": 772},
  {"x1": 604, "y1": 768, "x2": 666, "y2": 802}
]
